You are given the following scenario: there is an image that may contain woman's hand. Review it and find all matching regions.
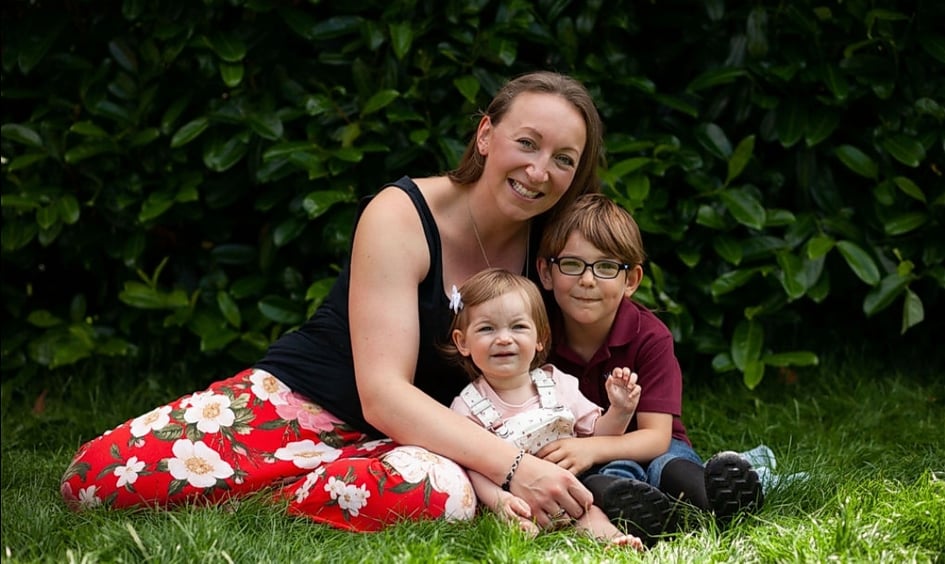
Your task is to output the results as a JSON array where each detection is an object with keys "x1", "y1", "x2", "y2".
[{"x1": 507, "y1": 453, "x2": 593, "y2": 529}]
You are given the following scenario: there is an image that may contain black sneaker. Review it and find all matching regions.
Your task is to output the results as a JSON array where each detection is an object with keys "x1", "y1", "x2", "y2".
[
  {"x1": 582, "y1": 474, "x2": 677, "y2": 546},
  {"x1": 703, "y1": 451, "x2": 764, "y2": 524}
]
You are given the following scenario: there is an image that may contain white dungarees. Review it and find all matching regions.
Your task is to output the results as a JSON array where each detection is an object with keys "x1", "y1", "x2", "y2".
[{"x1": 459, "y1": 368, "x2": 576, "y2": 454}]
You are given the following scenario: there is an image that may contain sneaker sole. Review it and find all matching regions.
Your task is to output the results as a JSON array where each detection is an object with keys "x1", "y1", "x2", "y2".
[
  {"x1": 601, "y1": 479, "x2": 677, "y2": 546},
  {"x1": 704, "y1": 451, "x2": 764, "y2": 523}
]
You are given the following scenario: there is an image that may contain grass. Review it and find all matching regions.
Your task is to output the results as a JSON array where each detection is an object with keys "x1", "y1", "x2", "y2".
[{"x1": 2, "y1": 346, "x2": 943, "y2": 563}]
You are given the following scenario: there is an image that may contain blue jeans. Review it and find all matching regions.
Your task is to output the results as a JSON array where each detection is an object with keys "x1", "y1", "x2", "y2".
[{"x1": 595, "y1": 438, "x2": 703, "y2": 488}]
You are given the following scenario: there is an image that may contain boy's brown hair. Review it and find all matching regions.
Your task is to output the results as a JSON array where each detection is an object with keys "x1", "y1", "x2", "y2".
[
  {"x1": 538, "y1": 193, "x2": 646, "y2": 267},
  {"x1": 442, "y1": 268, "x2": 552, "y2": 380}
]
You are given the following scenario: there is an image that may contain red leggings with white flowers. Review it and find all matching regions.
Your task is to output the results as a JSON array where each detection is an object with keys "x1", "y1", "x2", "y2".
[{"x1": 60, "y1": 369, "x2": 476, "y2": 531}]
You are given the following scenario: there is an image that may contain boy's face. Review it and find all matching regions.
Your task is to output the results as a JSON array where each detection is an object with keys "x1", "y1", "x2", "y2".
[{"x1": 538, "y1": 231, "x2": 643, "y2": 329}]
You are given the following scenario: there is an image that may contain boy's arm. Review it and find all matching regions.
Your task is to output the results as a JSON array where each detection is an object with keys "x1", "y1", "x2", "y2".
[{"x1": 539, "y1": 411, "x2": 673, "y2": 475}]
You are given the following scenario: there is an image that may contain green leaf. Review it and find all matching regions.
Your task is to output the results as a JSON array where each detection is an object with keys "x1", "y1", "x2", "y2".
[
  {"x1": 776, "y1": 251, "x2": 807, "y2": 300},
  {"x1": 762, "y1": 351, "x2": 819, "y2": 367},
  {"x1": 63, "y1": 141, "x2": 115, "y2": 164},
  {"x1": 453, "y1": 75, "x2": 480, "y2": 104},
  {"x1": 742, "y1": 360, "x2": 765, "y2": 390},
  {"x1": 725, "y1": 135, "x2": 755, "y2": 185},
  {"x1": 686, "y1": 67, "x2": 746, "y2": 92},
  {"x1": 202, "y1": 134, "x2": 247, "y2": 172},
  {"x1": 695, "y1": 123, "x2": 732, "y2": 159},
  {"x1": 1, "y1": 124, "x2": 44, "y2": 148},
  {"x1": 712, "y1": 234, "x2": 743, "y2": 265},
  {"x1": 731, "y1": 319, "x2": 764, "y2": 372},
  {"x1": 711, "y1": 352, "x2": 735, "y2": 373},
  {"x1": 884, "y1": 212, "x2": 928, "y2": 236},
  {"x1": 892, "y1": 176, "x2": 926, "y2": 203},
  {"x1": 258, "y1": 295, "x2": 305, "y2": 325},
  {"x1": 108, "y1": 39, "x2": 138, "y2": 72},
  {"x1": 835, "y1": 240, "x2": 880, "y2": 285},
  {"x1": 272, "y1": 216, "x2": 306, "y2": 247},
  {"x1": 205, "y1": 31, "x2": 247, "y2": 62},
  {"x1": 608, "y1": 157, "x2": 651, "y2": 179},
  {"x1": 806, "y1": 235, "x2": 835, "y2": 259},
  {"x1": 775, "y1": 98, "x2": 806, "y2": 148},
  {"x1": 211, "y1": 244, "x2": 257, "y2": 265},
  {"x1": 119, "y1": 281, "x2": 189, "y2": 309},
  {"x1": 389, "y1": 22, "x2": 413, "y2": 60},
  {"x1": 918, "y1": 33, "x2": 945, "y2": 64},
  {"x1": 27, "y1": 310, "x2": 63, "y2": 328},
  {"x1": 302, "y1": 190, "x2": 354, "y2": 219},
  {"x1": 900, "y1": 288, "x2": 924, "y2": 334},
  {"x1": 139, "y1": 191, "x2": 175, "y2": 222},
  {"x1": 220, "y1": 62, "x2": 244, "y2": 88},
  {"x1": 820, "y1": 63, "x2": 848, "y2": 101},
  {"x1": 710, "y1": 268, "x2": 761, "y2": 298},
  {"x1": 804, "y1": 106, "x2": 840, "y2": 147},
  {"x1": 834, "y1": 145, "x2": 878, "y2": 179},
  {"x1": 863, "y1": 272, "x2": 910, "y2": 316},
  {"x1": 719, "y1": 187, "x2": 766, "y2": 230},
  {"x1": 361, "y1": 89, "x2": 400, "y2": 116},
  {"x1": 170, "y1": 117, "x2": 209, "y2": 148},
  {"x1": 246, "y1": 112, "x2": 283, "y2": 141},
  {"x1": 216, "y1": 291, "x2": 241, "y2": 329},
  {"x1": 880, "y1": 134, "x2": 926, "y2": 168}
]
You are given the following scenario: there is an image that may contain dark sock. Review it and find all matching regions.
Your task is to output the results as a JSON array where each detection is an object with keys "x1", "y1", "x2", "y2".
[{"x1": 659, "y1": 458, "x2": 710, "y2": 510}]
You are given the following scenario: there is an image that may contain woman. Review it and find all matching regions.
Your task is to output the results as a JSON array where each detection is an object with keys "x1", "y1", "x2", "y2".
[{"x1": 61, "y1": 71, "x2": 605, "y2": 532}]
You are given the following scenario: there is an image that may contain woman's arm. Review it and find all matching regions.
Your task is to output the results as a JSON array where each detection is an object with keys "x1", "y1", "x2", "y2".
[{"x1": 348, "y1": 186, "x2": 591, "y2": 525}]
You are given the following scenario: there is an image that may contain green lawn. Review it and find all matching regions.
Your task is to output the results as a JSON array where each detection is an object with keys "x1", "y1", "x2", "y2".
[{"x1": 2, "y1": 346, "x2": 943, "y2": 563}]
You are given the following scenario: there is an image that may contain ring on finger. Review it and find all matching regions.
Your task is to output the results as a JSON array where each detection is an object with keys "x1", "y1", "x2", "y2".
[{"x1": 550, "y1": 508, "x2": 568, "y2": 520}]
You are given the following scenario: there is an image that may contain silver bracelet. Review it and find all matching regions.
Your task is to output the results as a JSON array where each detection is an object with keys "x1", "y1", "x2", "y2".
[{"x1": 501, "y1": 449, "x2": 526, "y2": 491}]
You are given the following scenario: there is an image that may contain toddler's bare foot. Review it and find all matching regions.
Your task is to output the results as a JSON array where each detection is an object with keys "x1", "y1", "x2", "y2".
[{"x1": 606, "y1": 533, "x2": 645, "y2": 551}]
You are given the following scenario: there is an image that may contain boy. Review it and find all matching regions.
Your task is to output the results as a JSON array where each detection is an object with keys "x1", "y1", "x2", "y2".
[{"x1": 534, "y1": 194, "x2": 763, "y2": 545}]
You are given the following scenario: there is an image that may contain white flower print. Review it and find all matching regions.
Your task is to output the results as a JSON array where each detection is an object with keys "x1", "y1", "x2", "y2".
[
  {"x1": 77, "y1": 485, "x2": 102, "y2": 509},
  {"x1": 274, "y1": 440, "x2": 342, "y2": 469},
  {"x1": 294, "y1": 468, "x2": 326, "y2": 504},
  {"x1": 113, "y1": 456, "x2": 145, "y2": 488},
  {"x1": 324, "y1": 478, "x2": 371, "y2": 517},
  {"x1": 359, "y1": 439, "x2": 392, "y2": 452},
  {"x1": 182, "y1": 392, "x2": 235, "y2": 434},
  {"x1": 129, "y1": 406, "x2": 172, "y2": 438},
  {"x1": 381, "y1": 445, "x2": 476, "y2": 521},
  {"x1": 166, "y1": 439, "x2": 235, "y2": 489},
  {"x1": 248, "y1": 369, "x2": 290, "y2": 405}
]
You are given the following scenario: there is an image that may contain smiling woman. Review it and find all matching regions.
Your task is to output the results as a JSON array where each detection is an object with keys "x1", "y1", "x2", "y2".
[{"x1": 60, "y1": 71, "x2": 606, "y2": 533}]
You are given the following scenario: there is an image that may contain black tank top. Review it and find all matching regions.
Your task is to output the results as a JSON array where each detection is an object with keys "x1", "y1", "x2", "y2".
[{"x1": 254, "y1": 177, "x2": 462, "y2": 437}]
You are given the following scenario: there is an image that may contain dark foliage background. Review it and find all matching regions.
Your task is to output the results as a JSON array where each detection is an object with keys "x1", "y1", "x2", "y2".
[{"x1": 2, "y1": 0, "x2": 943, "y2": 390}]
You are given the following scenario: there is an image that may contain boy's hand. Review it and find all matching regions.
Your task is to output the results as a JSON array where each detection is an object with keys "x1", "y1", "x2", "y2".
[
  {"x1": 605, "y1": 368, "x2": 640, "y2": 415},
  {"x1": 537, "y1": 438, "x2": 598, "y2": 476}
]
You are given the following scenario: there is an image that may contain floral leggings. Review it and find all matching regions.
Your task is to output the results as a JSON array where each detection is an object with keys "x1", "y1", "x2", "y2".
[{"x1": 60, "y1": 368, "x2": 477, "y2": 531}]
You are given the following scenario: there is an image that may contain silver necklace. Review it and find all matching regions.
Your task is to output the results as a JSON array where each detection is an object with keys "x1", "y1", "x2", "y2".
[
  {"x1": 466, "y1": 195, "x2": 532, "y2": 275},
  {"x1": 467, "y1": 197, "x2": 492, "y2": 268}
]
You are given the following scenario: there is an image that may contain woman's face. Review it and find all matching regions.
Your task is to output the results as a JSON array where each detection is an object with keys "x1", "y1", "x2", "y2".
[{"x1": 476, "y1": 92, "x2": 586, "y2": 220}]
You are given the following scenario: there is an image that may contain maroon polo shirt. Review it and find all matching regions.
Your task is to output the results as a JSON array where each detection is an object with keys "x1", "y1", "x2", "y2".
[{"x1": 548, "y1": 298, "x2": 691, "y2": 445}]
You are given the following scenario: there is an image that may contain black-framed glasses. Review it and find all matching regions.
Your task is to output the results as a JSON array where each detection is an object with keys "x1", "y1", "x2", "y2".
[{"x1": 548, "y1": 256, "x2": 631, "y2": 279}]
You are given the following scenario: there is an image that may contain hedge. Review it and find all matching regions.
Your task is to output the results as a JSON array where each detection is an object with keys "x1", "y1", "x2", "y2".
[{"x1": 2, "y1": 0, "x2": 942, "y2": 388}]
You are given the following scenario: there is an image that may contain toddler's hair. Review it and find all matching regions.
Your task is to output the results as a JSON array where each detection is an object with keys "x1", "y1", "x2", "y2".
[{"x1": 441, "y1": 268, "x2": 551, "y2": 380}]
